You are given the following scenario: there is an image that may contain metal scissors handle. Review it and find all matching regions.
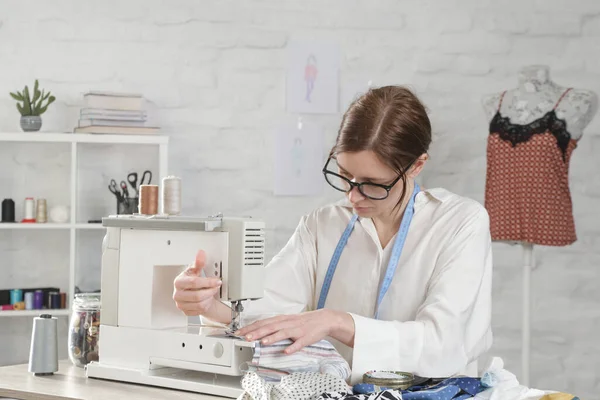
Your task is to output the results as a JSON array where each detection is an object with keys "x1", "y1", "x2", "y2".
[
  {"x1": 127, "y1": 170, "x2": 152, "y2": 197},
  {"x1": 139, "y1": 170, "x2": 152, "y2": 186},
  {"x1": 108, "y1": 179, "x2": 122, "y2": 201},
  {"x1": 120, "y1": 181, "x2": 129, "y2": 199},
  {"x1": 127, "y1": 172, "x2": 138, "y2": 193}
]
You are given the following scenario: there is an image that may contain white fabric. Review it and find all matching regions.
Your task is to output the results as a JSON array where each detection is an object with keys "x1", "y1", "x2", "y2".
[
  {"x1": 237, "y1": 371, "x2": 351, "y2": 400},
  {"x1": 475, "y1": 357, "x2": 554, "y2": 400},
  {"x1": 241, "y1": 187, "x2": 493, "y2": 384},
  {"x1": 248, "y1": 339, "x2": 351, "y2": 382}
]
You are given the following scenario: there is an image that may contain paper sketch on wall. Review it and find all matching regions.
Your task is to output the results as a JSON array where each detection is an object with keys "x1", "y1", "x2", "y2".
[
  {"x1": 287, "y1": 40, "x2": 339, "y2": 114},
  {"x1": 274, "y1": 119, "x2": 323, "y2": 196},
  {"x1": 304, "y1": 54, "x2": 318, "y2": 103}
]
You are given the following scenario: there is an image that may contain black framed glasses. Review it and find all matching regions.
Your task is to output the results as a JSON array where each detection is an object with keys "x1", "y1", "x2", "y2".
[{"x1": 322, "y1": 157, "x2": 408, "y2": 200}]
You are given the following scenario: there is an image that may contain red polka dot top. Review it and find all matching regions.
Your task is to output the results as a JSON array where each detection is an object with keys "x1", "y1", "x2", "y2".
[{"x1": 484, "y1": 88, "x2": 577, "y2": 246}]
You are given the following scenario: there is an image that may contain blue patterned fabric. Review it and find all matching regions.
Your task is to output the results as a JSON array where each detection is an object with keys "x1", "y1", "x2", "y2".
[
  {"x1": 351, "y1": 377, "x2": 483, "y2": 400},
  {"x1": 403, "y1": 377, "x2": 483, "y2": 400}
]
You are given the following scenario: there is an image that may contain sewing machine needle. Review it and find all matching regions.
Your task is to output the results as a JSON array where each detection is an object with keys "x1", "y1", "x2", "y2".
[{"x1": 230, "y1": 301, "x2": 244, "y2": 333}]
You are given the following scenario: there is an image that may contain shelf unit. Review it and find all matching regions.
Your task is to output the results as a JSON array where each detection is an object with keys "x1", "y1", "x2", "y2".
[
  {"x1": 0, "y1": 223, "x2": 105, "y2": 230},
  {"x1": 0, "y1": 132, "x2": 169, "y2": 318},
  {"x1": 0, "y1": 309, "x2": 71, "y2": 317}
]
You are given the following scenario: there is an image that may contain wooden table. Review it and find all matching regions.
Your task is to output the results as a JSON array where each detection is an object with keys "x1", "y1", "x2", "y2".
[{"x1": 0, "y1": 360, "x2": 225, "y2": 400}]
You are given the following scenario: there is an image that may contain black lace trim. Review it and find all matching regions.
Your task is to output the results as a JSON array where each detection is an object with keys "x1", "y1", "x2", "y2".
[{"x1": 489, "y1": 110, "x2": 571, "y2": 161}]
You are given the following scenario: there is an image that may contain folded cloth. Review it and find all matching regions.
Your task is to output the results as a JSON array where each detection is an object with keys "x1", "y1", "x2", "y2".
[
  {"x1": 319, "y1": 390, "x2": 403, "y2": 400},
  {"x1": 247, "y1": 339, "x2": 351, "y2": 383},
  {"x1": 324, "y1": 377, "x2": 483, "y2": 400},
  {"x1": 403, "y1": 377, "x2": 483, "y2": 399},
  {"x1": 237, "y1": 371, "x2": 351, "y2": 400},
  {"x1": 474, "y1": 357, "x2": 553, "y2": 400}
]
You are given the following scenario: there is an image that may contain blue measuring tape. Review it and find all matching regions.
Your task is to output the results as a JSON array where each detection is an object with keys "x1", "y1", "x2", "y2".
[{"x1": 317, "y1": 183, "x2": 421, "y2": 319}]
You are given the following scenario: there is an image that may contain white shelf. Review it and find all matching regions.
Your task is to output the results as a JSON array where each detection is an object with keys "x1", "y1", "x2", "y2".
[
  {"x1": 0, "y1": 132, "x2": 168, "y2": 145},
  {"x1": 0, "y1": 223, "x2": 71, "y2": 229},
  {"x1": 0, "y1": 132, "x2": 168, "y2": 323},
  {"x1": 0, "y1": 223, "x2": 105, "y2": 230},
  {"x1": 0, "y1": 309, "x2": 70, "y2": 318},
  {"x1": 75, "y1": 223, "x2": 105, "y2": 230}
]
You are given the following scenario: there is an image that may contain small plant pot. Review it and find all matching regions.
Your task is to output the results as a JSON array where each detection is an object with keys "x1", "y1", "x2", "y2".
[{"x1": 20, "y1": 115, "x2": 42, "y2": 132}]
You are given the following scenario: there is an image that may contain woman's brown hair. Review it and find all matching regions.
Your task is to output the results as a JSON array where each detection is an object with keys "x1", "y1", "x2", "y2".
[{"x1": 330, "y1": 85, "x2": 432, "y2": 209}]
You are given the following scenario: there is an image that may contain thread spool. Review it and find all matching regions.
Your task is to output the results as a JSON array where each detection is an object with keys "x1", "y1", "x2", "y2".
[
  {"x1": 33, "y1": 290, "x2": 44, "y2": 310},
  {"x1": 25, "y1": 292, "x2": 34, "y2": 310},
  {"x1": 28, "y1": 314, "x2": 59, "y2": 376},
  {"x1": 22, "y1": 197, "x2": 35, "y2": 223},
  {"x1": 139, "y1": 185, "x2": 159, "y2": 215},
  {"x1": 49, "y1": 292, "x2": 60, "y2": 309},
  {"x1": 2, "y1": 199, "x2": 15, "y2": 222},
  {"x1": 161, "y1": 176, "x2": 182, "y2": 215},
  {"x1": 10, "y1": 289, "x2": 23, "y2": 305},
  {"x1": 36, "y1": 199, "x2": 47, "y2": 223}
]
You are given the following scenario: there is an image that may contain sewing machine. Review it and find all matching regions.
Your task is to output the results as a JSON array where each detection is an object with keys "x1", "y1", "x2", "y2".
[{"x1": 85, "y1": 214, "x2": 266, "y2": 398}]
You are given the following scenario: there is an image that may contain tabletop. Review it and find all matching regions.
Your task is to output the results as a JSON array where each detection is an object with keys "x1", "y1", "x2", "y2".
[{"x1": 0, "y1": 360, "x2": 225, "y2": 400}]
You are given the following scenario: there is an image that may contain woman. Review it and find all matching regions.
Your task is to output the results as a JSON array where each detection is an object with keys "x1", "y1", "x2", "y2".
[{"x1": 173, "y1": 85, "x2": 493, "y2": 384}]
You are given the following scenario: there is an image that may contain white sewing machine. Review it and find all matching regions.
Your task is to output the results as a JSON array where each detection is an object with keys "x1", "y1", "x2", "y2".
[{"x1": 85, "y1": 214, "x2": 266, "y2": 398}]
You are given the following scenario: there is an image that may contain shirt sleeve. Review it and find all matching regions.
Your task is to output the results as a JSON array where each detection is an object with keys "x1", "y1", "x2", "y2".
[
  {"x1": 239, "y1": 214, "x2": 318, "y2": 323},
  {"x1": 348, "y1": 206, "x2": 493, "y2": 383}
]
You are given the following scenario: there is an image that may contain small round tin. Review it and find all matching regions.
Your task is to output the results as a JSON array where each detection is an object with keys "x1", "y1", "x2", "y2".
[{"x1": 362, "y1": 370, "x2": 415, "y2": 390}]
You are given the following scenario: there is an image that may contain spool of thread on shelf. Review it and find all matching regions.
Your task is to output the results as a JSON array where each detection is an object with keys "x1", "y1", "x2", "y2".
[
  {"x1": 2, "y1": 199, "x2": 15, "y2": 222},
  {"x1": 139, "y1": 185, "x2": 159, "y2": 215},
  {"x1": 10, "y1": 289, "x2": 23, "y2": 305},
  {"x1": 25, "y1": 292, "x2": 34, "y2": 310},
  {"x1": 36, "y1": 199, "x2": 47, "y2": 223},
  {"x1": 33, "y1": 290, "x2": 44, "y2": 310},
  {"x1": 22, "y1": 198, "x2": 36, "y2": 223},
  {"x1": 49, "y1": 292, "x2": 60, "y2": 309},
  {"x1": 161, "y1": 176, "x2": 182, "y2": 215}
]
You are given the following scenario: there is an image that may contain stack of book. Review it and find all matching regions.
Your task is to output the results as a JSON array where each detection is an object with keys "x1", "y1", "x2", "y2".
[{"x1": 74, "y1": 91, "x2": 159, "y2": 135}]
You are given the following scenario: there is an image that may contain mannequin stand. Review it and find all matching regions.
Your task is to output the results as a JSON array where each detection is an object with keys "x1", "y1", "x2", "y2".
[{"x1": 521, "y1": 242, "x2": 534, "y2": 387}]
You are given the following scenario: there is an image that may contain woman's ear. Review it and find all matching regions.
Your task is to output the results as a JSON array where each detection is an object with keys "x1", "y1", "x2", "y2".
[{"x1": 408, "y1": 154, "x2": 428, "y2": 178}]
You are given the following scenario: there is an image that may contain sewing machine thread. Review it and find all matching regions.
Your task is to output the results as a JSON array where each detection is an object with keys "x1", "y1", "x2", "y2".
[
  {"x1": 36, "y1": 199, "x2": 47, "y2": 223},
  {"x1": 161, "y1": 176, "x2": 181, "y2": 215},
  {"x1": 22, "y1": 197, "x2": 35, "y2": 222},
  {"x1": 139, "y1": 185, "x2": 159, "y2": 215}
]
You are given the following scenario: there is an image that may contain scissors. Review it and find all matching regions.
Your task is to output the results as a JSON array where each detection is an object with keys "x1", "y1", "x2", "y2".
[
  {"x1": 108, "y1": 179, "x2": 123, "y2": 202},
  {"x1": 127, "y1": 170, "x2": 152, "y2": 196},
  {"x1": 120, "y1": 181, "x2": 130, "y2": 199}
]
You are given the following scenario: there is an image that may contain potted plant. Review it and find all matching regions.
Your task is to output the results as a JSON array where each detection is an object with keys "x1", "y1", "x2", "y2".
[{"x1": 10, "y1": 80, "x2": 56, "y2": 132}]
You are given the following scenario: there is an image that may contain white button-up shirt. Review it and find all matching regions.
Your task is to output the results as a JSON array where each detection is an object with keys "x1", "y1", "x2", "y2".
[{"x1": 243, "y1": 187, "x2": 493, "y2": 384}]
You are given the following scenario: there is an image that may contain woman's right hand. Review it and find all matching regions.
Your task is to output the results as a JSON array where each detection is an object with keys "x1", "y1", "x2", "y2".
[{"x1": 173, "y1": 250, "x2": 223, "y2": 317}]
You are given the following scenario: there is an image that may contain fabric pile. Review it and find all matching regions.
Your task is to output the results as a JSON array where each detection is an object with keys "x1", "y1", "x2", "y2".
[
  {"x1": 245, "y1": 339, "x2": 351, "y2": 382},
  {"x1": 237, "y1": 371, "x2": 351, "y2": 400},
  {"x1": 324, "y1": 377, "x2": 483, "y2": 400},
  {"x1": 473, "y1": 357, "x2": 580, "y2": 400},
  {"x1": 237, "y1": 349, "x2": 580, "y2": 400}
]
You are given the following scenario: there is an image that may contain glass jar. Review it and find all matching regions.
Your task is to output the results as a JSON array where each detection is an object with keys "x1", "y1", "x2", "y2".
[{"x1": 68, "y1": 293, "x2": 101, "y2": 367}]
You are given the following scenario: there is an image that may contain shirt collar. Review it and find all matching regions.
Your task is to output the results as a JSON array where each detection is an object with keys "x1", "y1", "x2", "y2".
[{"x1": 332, "y1": 187, "x2": 450, "y2": 253}]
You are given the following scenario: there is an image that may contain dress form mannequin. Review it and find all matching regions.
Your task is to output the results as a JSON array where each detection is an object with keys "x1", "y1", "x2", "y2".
[
  {"x1": 481, "y1": 65, "x2": 598, "y2": 386},
  {"x1": 482, "y1": 65, "x2": 598, "y2": 140}
]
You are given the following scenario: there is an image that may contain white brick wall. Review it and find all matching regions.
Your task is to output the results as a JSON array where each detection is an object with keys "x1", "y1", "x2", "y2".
[{"x1": 1, "y1": 0, "x2": 599, "y2": 397}]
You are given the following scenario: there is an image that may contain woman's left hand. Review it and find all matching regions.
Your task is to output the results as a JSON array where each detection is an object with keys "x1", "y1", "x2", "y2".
[{"x1": 234, "y1": 309, "x2": 353, "y2": 354}]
